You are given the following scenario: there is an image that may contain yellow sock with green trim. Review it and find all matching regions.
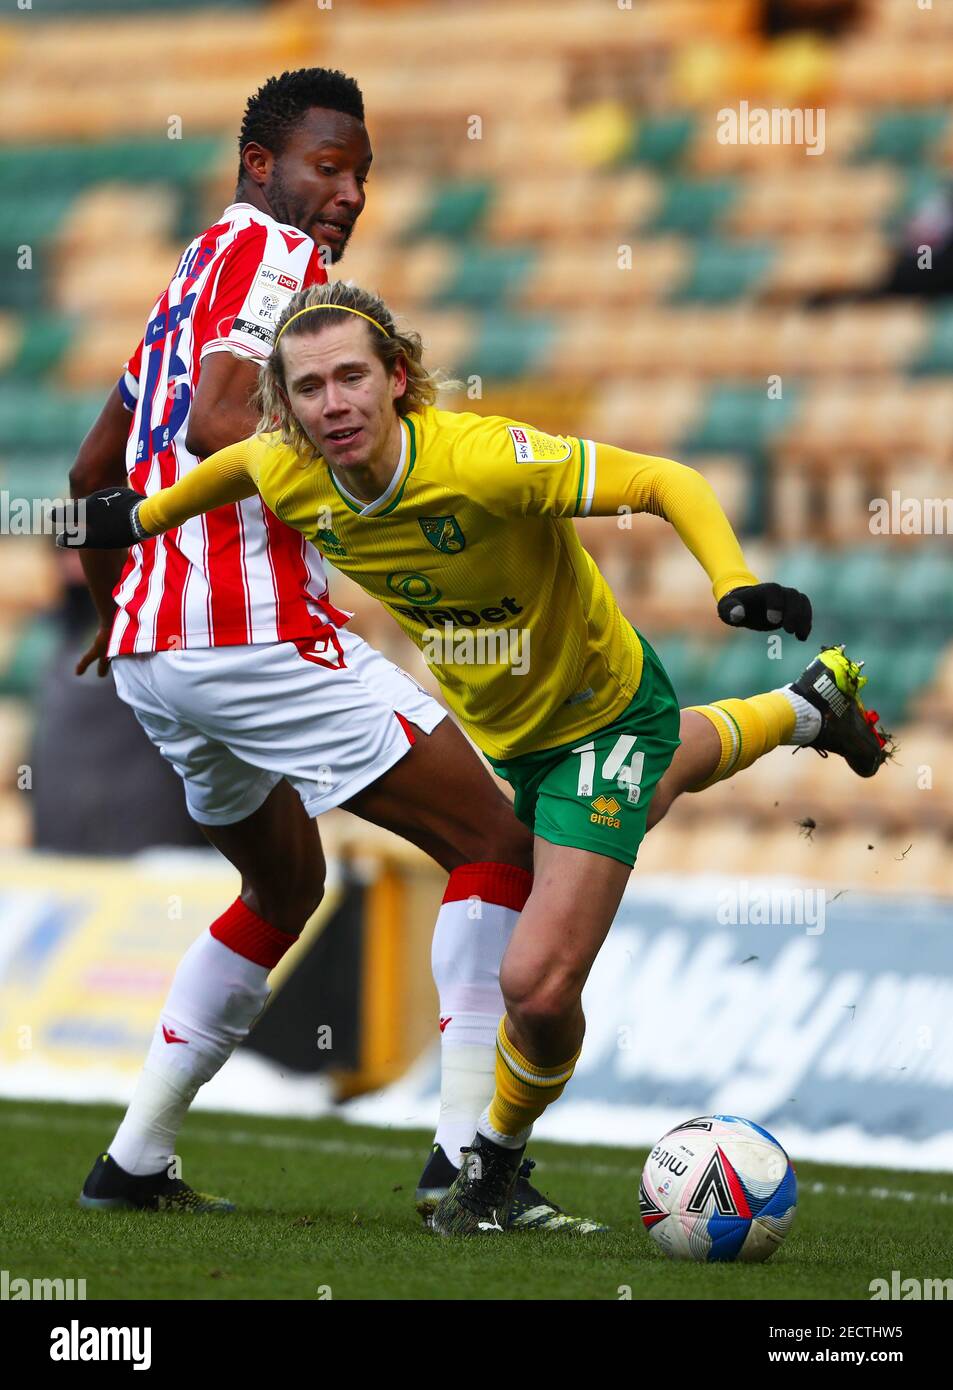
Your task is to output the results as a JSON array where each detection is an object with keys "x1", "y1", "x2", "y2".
[
  {"x1": 687, "y1": 692, "x2": 796, "y2": 792},
  {"x1": 486, "y1": 1016, "x2": 580, "y2": 1139}
]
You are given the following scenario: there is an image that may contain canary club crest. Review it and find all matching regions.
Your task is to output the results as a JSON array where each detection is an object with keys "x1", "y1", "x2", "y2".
[{"x1": 419, "y1": 515, "x2": 466, "y2": 554}]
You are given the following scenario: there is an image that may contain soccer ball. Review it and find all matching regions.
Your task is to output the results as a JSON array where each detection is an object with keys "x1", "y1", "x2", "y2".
[{"x1": 639, "y1": 1114, "x2": 797, "y2": 1262}]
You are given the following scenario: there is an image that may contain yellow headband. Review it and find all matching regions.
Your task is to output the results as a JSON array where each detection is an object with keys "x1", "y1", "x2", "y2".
[{"x1": 273, "y1": 303, "x2": 390, "y2": 349}]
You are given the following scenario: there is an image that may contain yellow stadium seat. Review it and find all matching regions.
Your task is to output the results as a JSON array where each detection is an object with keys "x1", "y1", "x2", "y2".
[
  {"x1": 768, "y1": 232, "x2": 891, "y2": 298},
  {"x1": 0, "y1": 540, "x2": 59, "y2": 616},
  {"x1": 0, "y1": 697, "x2": 31, "y2": 788},
  {"x1": 0, "y1": 790, "x2": 30, "y2": 850}
]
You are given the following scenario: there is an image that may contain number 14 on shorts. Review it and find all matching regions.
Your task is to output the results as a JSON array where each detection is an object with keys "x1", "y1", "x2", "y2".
[{"x1": 573, "y1": 735, "x2": 644, "y2": 804}]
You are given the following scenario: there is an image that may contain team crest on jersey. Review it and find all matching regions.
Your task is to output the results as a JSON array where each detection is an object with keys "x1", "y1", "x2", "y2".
[
  {"x1": 507, "y1": 426, "x2": 573, "y2": 465},
  {"x1": 419, "y1": 516, "x2": 466, "y2": 554}
]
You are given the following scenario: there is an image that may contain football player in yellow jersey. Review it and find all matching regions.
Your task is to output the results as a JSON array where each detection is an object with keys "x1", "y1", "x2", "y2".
[{"x1": 65, "y1": 281, "x2": 889, "y2": 1236}]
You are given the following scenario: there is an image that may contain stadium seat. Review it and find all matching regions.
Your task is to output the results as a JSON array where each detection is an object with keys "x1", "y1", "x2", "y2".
[
  {"x1": 674, "y1": 239, "x2": 775, "y2": 302},
  {"x1": 625, "y1": 113, "x2": 696, "y2": 168},
  {"x1": 857, "y1": 107, "x2": 950, "y2": 163},
  {"x1": 681, "y1": 384, "x2": 800, "y2": 453},
  {"x1": 649, "y1": 177, "x2": 739, "y2": 235},
  {"x1": 432, "y1": 246, "x2": 537, "y2": 309},
  {"x1": 0, "y1": 617, "x2": 60, "y2": 698},
  {"x1": 913, "y1": 305, "x2": 953, "y2": 376},
  {"x1": 407, "y1": 180, "x2": 494, "y2": 241},
  {"x1": 0, "y1": 386, "x2": 100, "y2": 453},
  {"x1": 459, "y1": 313, "x2": 555, "y2": 382}
]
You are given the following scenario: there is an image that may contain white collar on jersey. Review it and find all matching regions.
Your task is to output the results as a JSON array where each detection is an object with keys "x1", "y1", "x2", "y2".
[{"x1": 329, "y1": 418, "x2": 408, "y2": 517}]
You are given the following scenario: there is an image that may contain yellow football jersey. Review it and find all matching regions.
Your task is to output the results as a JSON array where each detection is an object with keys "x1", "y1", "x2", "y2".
[{"x1": 138, "y1": 405, "x2": 758, "y2": 759}]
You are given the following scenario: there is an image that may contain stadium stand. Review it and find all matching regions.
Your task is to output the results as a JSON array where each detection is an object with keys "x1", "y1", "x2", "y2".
[{"x1": 0, "y1": 0, "x2": 950, "y2": 888}]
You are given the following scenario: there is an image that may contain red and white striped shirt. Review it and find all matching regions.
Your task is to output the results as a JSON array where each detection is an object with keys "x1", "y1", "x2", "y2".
[{"x1": 109, "y1": 202, "x2": 349, "y2": 657}]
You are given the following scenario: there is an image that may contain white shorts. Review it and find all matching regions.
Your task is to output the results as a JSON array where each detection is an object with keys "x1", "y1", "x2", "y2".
[{"x1": 111, "y1": 627, "x2": 446, "y2": 826}]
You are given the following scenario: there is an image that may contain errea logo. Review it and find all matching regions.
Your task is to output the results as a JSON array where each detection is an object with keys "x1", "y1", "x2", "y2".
[{"x1": 590, "y1": 795, "x2": 621, "y2": 827}]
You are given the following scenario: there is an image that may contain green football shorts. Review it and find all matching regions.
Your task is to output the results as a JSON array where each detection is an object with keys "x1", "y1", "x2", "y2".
[{"x1": 487, "y1": 632, "x2": 681, "y2": 868}]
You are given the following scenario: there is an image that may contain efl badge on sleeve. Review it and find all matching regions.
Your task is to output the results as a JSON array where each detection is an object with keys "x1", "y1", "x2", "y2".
[{"x1": 507, "y1": 426, "x2": 573, "y2": 464}]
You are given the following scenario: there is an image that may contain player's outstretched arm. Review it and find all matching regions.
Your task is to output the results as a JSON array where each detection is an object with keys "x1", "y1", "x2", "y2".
[
  {"x1": 452, "y1": 417, "x2": 811, "y2": 639},
  {"x1": 591, "y1": 443, "x2": 812, "y2": 641},
  {"x1": 58, "y1": 441, "x2": 260, "y2": 550}
]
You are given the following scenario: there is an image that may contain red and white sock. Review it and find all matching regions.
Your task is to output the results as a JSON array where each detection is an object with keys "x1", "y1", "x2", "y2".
[
  {"x1": 430, "y1": 862, "x2": 532, "y2": 1169},
  {"x1": 108, "y1": 900, "x2": 296, "y2": 1177}
]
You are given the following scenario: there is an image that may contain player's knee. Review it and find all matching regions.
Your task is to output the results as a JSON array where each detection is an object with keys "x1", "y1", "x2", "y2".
[
  {"x1": 477, "y1": 809, "x2": 533, "y2": 874},
  {"x1": 502, "y1": 964, "x2": 582, "y2": 1033},
  {"x1": 441, "y1": 799, "x2": 533, "y2": 874},
  {"x1": 242, "y1": 865, "x2": 325, "y2": 934}
]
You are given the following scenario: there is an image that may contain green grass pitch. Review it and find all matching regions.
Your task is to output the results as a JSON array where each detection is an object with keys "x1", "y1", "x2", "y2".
[{"x1": 2, "y1": 1099, "x2": 950, "y2": 1301}]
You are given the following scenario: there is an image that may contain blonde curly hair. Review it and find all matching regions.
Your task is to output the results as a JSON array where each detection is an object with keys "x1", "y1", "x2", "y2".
[{"x1": 253, "y1": 281, "x2": 459, "y2": 460}]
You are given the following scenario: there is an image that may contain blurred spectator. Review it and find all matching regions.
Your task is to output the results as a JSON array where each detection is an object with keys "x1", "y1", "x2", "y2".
[
  {"x1": 881, "y1": 187, "x2": 953, "y2": 299},
  {"x1": 760, "y1": 0, "x2": 864, "y2": 38},
  {"x1": 29, "y1": 549, "x2": 206, "y2": 854}
]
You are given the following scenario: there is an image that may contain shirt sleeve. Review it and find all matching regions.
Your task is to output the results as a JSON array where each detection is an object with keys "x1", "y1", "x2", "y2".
[
  {"x1": 117, "y1": 336, "x2": 144, "y2": 412},
  {"x1": 136, "y1": 439, "x2": 260, "y2": 535},
  {"x1": 199, "y1": 223, "x2": 322, "y2": 365},
  {"x1": 452, "y1": 415, "x2": 759, "y2": 602}
]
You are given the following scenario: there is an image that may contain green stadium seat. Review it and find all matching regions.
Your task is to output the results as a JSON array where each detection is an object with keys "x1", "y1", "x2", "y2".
[
  {"x1": 681, "y1": 385, "x2": 800, "y2": 454},
  {"x1": 0, "y1": 455, "x2": 73, "y2": 503},
  {"x1": 407, "y1": 181, "x2": 494, "y2": 241},
  {"x1": 828, "y1": 549, "x2": 901, "y2": 626},
  {"x1": 859, "y1": 108, "x2": 950, "y2": 164},
  {"x1": 0, "y1": 139, "x2": 222, "y2": 195},
  {"x1": 649, "y1": 178, "x2": 738, "y2": 235},
  {"x1": 649, "y1": 636, "x2": 717, "y2": 709},
  {"x1": 457, "y1": 314, "x2": 554, "y2": 382},
  {"x1": 0, "y1": 193, "x2": 76, "y2": 311},
  {"x1": 773, "y1": 547, "x2": 833, "y2": 603},
  {"x1": 673, "y1": 240, "x2": 775, "y2": 303},
  {"x1": 0, "y1": 387, "x2": 101, "y2": 452},
  {"x1": 706, "y1": 639, "x2": 780, "y2": 699},
  {"x1": 892, "y1": 547, "x2": 953, "y2": 624},
  {"x1": 433, "y1": 247, "x2": 536, "y2": 309},
  {"x1": 912, "y1": 305, "x2": 953, "y2": 376},
  {"x1": 625, "y1": 113, "x2": 696, "y2": 168},
  {"x1": 0, "y1": 619, "x2": 60, "y2": 699},
  {"x1": 7, "y1": 315, "x2": 74, "y2": 379}
]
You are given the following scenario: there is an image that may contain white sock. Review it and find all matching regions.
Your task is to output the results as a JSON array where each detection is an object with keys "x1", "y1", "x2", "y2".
[
  {"x1": 778, "y1": 685, "x2": 823, "y2": 746},
  {"x1": 477, "y1": 1107, "x2": 531, "y2": 1151},
  {"x1": 109, "y1": 930, "x2": 272, "y2": 1175},
  {"x1": 430, "y1": 863, "x2": 532, "y2": 1169}
]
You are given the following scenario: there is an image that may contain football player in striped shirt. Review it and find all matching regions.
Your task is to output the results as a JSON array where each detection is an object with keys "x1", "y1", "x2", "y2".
[{"x1": 66, "y1": 281, "x2": 888, "y2": 1235}]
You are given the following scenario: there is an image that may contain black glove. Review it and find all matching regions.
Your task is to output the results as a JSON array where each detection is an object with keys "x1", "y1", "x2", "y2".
[
  {"x1": 717, "y1": 583, "x2": 812, "y2": 641},
  {"x1": 55, "y1": 487, "x2": 150, "y2": 549}
]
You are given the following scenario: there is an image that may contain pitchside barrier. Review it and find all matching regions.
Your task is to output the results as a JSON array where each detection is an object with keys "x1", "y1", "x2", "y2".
[{"x1": 1, "y1": 831, "x2": 951, "y2": 1169}]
